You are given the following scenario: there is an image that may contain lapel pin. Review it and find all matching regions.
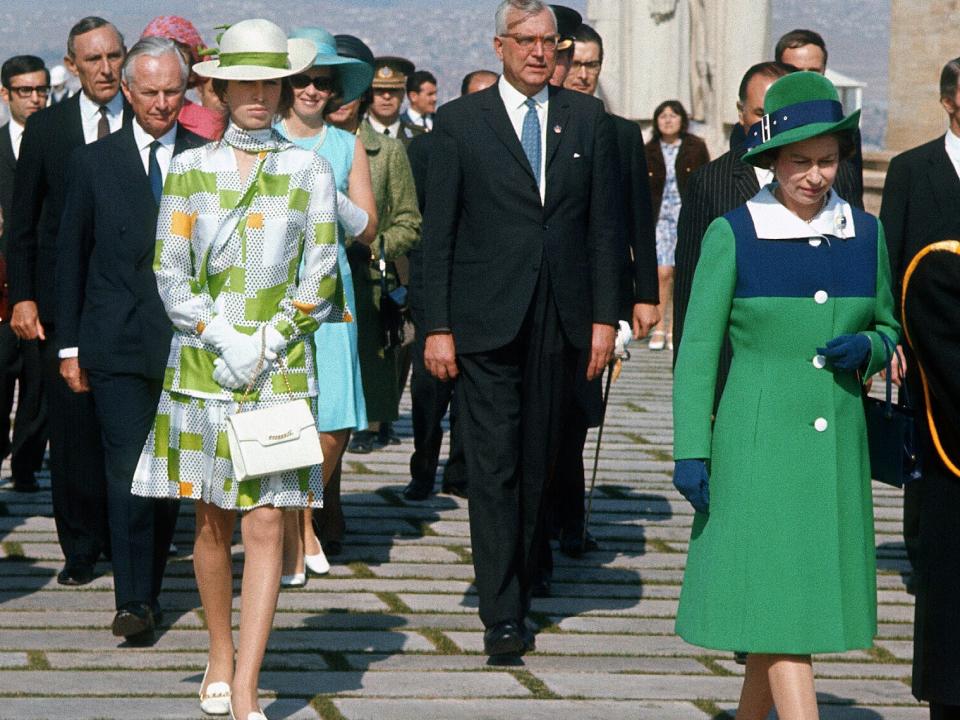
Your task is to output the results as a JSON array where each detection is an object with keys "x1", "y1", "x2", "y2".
[{"x1": 553, "y1": 124, "x2": 562, "y2": 134}]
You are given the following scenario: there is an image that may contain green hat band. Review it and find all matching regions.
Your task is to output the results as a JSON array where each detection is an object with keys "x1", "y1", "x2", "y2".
[
  {"x1": 745, "y1": 99, "x2": 845, "y2": 150},
  {"x1": 218, "y1": 51, "x2": 290, "y2": 70}
]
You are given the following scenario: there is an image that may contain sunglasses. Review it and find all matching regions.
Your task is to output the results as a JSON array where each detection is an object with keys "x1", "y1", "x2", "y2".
[{"x1": 289, "y1": 74, "x2": 337, "y2": 93}]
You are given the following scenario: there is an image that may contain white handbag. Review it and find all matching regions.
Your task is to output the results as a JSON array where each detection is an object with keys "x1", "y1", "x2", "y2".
[{"x1": 224, "y1": 328, "x2": 323, "y2": 482}]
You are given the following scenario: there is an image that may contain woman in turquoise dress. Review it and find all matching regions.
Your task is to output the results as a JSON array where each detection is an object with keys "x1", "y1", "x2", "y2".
[
  {"x1": 672, "y1": 73, "x2": 900, "y2": 718},
  {"x1": 275, "y1": 27, "x2": 376, "y2": 586}
]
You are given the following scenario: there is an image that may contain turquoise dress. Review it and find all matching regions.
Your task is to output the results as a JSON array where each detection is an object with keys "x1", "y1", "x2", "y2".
[{"x1": 277, "y1": 122, "x2": 367, "y2": 432}]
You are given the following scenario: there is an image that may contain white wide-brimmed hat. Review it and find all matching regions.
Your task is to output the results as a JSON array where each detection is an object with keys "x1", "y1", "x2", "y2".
[{"x1": 193, "y1": 19, "x2": 316, "y2": 81}]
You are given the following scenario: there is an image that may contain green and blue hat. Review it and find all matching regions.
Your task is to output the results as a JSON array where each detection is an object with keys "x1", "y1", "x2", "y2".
[{"x1": 742, "y1": 71, "x2": 860, "y2": 167}]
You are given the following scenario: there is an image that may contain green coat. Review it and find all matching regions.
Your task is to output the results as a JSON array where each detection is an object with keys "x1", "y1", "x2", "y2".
[
  {"x1": 350, "y1": 120, "x2": 422, "y2": 422},
  {"x1": 672, "y1": 190, "x2": 900, "y2": 653}
]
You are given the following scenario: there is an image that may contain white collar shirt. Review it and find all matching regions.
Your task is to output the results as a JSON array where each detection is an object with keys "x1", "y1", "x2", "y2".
[
  {"x1": 405, "y1": 107, "x2": 432, "y2": 131},
  {"x1": 498, "y1": 75, "x2": 548, "y2": 203},
  {"x1": 944, "y1": 128, "x2": 960, "y2": 180},
  {"x1": 78, "y1": 90, "x2": 123, "y2": 144},
  {"x1": 8, "y1": 118, "x2": 24, "y2": 160},
  {"x1": 132, "y1": 119, "x2": 177, "y2": 185},
  {"x1": 367, "y1": 115, "x2": 401, "y2": 139},
  {"x1": 747, "y1": 184, "x2": 856, "y2": 241}
]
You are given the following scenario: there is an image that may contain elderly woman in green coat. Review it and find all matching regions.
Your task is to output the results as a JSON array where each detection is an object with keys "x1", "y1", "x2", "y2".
[{"x1": 672, "y1": 72, "x2": 900, "y2": 719}]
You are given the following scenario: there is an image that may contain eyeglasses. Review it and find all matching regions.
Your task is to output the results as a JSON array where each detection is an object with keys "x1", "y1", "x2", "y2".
[
  {"x1": 288, "y1": 74, "x2": 337, "y2": 93},
  {"x1": 8, "y1": 84, "x2": 50, "y2": 98},
  {"x1": 499, "y1": 33, "x2": 561, "y2": 53},
  {"x1": 571, "y1": 60, "x2": 602, "y2": 74}
]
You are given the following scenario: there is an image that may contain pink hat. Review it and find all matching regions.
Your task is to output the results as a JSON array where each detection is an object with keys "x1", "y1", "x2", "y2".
[{"x1": 141, "y1": 16, "x2": 205, "y2": 64}]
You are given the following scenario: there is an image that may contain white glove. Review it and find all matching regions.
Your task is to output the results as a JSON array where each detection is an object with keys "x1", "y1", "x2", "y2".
[
  {"x1": 212, "y1": 357, "x2": 245, "y2": 390},
  {"x1": 336, "y1": 190, "x2": 370, "y2": 238},
  {"x1": 201, "y1": 316, "x2": 277, "y2": 388},
  {"x1": 614, "y1": 319, "x2": 632, "y2": 360}
]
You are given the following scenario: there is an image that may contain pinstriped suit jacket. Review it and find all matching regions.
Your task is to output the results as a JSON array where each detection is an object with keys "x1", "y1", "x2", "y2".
[{"x1": 672, "y1": 146, "x2": 863, "y2": 399}]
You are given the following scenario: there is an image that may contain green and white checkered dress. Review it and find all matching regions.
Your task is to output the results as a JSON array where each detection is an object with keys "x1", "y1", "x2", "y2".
[{"x1": 132, "y1": 125, "x2": 347, "y2": 511}]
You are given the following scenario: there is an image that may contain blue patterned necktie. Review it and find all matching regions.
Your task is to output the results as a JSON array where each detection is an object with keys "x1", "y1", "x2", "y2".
[
  {"x1": 148, "y1": 140, "x2": 163, "y2": 204},
  {"x1": 521, "y1": 97, "x2": 541, "y2": 187}
]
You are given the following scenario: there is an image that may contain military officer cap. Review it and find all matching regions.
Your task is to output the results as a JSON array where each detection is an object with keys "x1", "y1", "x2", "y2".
[
  {"x1": 372, "y1": 56, "x2": 416, "y2": 89},
  {"x1": 550, "y1": 5, "x2": 583, "y2": 51}
]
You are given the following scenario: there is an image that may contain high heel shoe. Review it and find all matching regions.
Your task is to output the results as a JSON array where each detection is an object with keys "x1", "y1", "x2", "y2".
[
  {"x1": 199, "y1": 663, "x2": 231, "y2": 716},
  {"x1": 648, "y1": 330, "x2": 666, "y2": 351},
  {"x1": 280, "y1": 572, "x2": 306, "y2": 587},
  {"x1": 666, "y1": 332, "x2": 674, "y2": 351},
  {"x1": 229, "y1": 700, "x2": 268, "y2": 720},
  {"x1": 304, "y1": 546, "x2": 330, "y2": 576}
]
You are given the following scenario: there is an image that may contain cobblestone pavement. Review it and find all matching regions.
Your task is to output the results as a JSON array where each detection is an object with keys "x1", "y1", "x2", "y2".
[{"x1": 0, "y1": 348, "x2": 925, "y2": 719}]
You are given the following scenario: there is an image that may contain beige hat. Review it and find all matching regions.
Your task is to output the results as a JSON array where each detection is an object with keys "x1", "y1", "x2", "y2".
[{"x1": 193, "y1": 19, "x2": 316, "y2": 81}]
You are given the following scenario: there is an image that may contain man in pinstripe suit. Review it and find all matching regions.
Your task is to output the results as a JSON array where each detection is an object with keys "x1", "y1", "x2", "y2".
[{"x1": 672, "y1": 61, "x2": 864, "y2": 381}]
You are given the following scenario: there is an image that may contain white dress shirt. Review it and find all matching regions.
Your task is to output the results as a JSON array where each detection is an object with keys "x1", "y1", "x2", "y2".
[
  {"x1": 498, "y1": 75, "x2": 548, "y2": 203},
  {"x1": 77, "y1": 90, "x2": 123, "y2": 144},
  {"x1": 367, "y1": 115, "x2": 401, "y2": 139},
  {"x1": 59, "y1": 120, "x2": 177, "y2": 361},
  {"x1": 405, "y1": 107, "x2": 433, "y2": 131},
  {"x1": 132, "y1": 119, "x2": 176, "y2": 184},
  {"x1": 945, "y1": 127, "x2": 960, "y2": 180},
  {"x1": 8, "y1": 118, "x2": 24, "y2": 160}
]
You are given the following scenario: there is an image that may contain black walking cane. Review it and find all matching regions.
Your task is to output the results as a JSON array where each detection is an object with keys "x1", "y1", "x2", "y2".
[{"x1": 581, "y1": 348, "x2": 628, "y2": 547}]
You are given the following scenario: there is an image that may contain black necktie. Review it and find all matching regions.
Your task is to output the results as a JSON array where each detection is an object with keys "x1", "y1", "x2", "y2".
[
  {"x1": 148, "y1": 141, "x2": 162, "y2": 204},
  {"x1": 383, "y1": 127, "x2": 390, "y2": 136},
  {"x1": 97, "y1": 106, "x2": 110, "y2": 139}
]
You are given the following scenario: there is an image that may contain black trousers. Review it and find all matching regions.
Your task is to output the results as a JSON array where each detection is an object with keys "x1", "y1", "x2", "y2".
[
  {"x1": 0, "y1": 323, "x2": 47, "y2": 479},
  {"x1": 458, "y1": 266, "x2": 576, "y2": 628},
  {"x1": 40, "y1": 328, "x2": 108, "y2": 568},
  {"x1": 409, "y1": 324, "x2": 465, "y2": 489},
  {"x1": 87, "y1": 371, "x2": 180, "y2": 609},
  {"x1": 912, "y1": 453, "x2": 960, "y2": 705}
]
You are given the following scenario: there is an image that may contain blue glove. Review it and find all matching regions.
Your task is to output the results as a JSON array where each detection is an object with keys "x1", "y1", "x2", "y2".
[
  {"x1": 817, "y1": 333, "x2": 871, "y2": 371},
  {"x1": 673, "y1": 459, "x2": 710, "y2": 514}
]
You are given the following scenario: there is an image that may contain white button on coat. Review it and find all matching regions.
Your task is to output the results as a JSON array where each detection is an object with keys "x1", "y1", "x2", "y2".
[
  {"x1": 814, "y1": 417, "x2": 828, "y2": 432},
  {"x1": 813, "y1": 354, "x2": 827, "y2": 369},
  {"x1": 809, "y1": 238, "x2": 822, "y2": 247},
  {"x1": 814, "y1": 290, "x2": 829, "y2": 304}
]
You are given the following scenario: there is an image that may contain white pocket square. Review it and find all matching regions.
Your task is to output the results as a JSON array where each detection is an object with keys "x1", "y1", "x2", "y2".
[{"x1": 573, "y1": 152, "x2": 581, "y2": 159}]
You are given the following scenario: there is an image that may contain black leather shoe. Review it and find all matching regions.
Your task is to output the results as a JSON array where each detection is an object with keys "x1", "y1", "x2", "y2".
[
  {"x1": 57, "y1": 564, "x2": 95, "y2": 586},
  {"x1": 11, "y1": 474, "x2": 38, "y2": 493},
  {"x1": 112, "y1": 603, "x2": 155, "y2": 644},
  {"x1": 403, "y1": 479, "x2": 433, "y2": 501},
  {"x1": 521, "y1": 623, "x2": 536, "y2": 653},
  {"x1": 483, "y1": 620, "x2": 525, "y2": 657},
  {"x1": 378, "y1": 422, "x2": 401, "y2": 446},
  {"x1": 734, "y1": 651, "x2": 748, "y2": 665},
  {"x1": 347, "y1": 430, "x2": 375, "y2": 454},
  {"x1": 441, "y1": 482, "x2": 468, "y2": 499}
]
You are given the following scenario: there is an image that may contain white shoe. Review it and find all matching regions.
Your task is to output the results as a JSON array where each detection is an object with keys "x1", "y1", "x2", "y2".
[
  {"x1": 199, "y1": 664, "x2": 231, "y2": 716},
  {"x1": 280, "y1": 573, "x2": 306, "y2": 587},
  {"x1": 648, "y1": 330, "x2": 665, "y2": 350},
  {"x1": 304, "y1": 548, "x2": 330, "y2": 576},
  {"x1": 229, "y1": 701, "x2": 267, "y2": 720}
]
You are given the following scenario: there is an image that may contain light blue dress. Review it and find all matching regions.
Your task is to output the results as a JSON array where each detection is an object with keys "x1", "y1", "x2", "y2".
[
  {"x1": 276, "y1": 122, "x2": 367, "y2": 432},
  {"x1": 656, "y1": 141, "x2": 682, "y2": 266}
]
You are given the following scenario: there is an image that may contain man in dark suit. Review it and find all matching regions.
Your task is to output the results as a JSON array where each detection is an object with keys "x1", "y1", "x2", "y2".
[
  {"x1": 56, "y1": 37, "x2": 202, "y2": 644},
  {"x1": 0, "y1": 55, "x2": 49, "y2": 493},
  {"x1": 400, "y1": 70, "x2": 437, "y2": 131},
  {"x1": 7, "y1": 16, "x2": 127, "y2": 587},
  {"x1": 402, "y1": 70, "x2": 499, "y2": 501},
  {"x1": 422, "y1": 0, "x2": 622, "y2": 657},
  {"x1": 881, "y1": 60, "x2": 960, "y2": 711},
  {"x1": 547, "y1": 22, "x2": 659, "y2": 562},
  {"x1": 672, "y1": 60, "x2": 863, "y2": 372}
]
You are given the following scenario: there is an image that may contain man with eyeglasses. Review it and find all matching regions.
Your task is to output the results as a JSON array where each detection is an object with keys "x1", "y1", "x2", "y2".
[
  {"x1": 422, "y1": 0, "x2": 623, "y2": 659},
  {"x1": 7, "y1": 16, "x2": 128, "y2": 588},
  {"x1": 0, "y1": 55, "x2": 49, "y2": 494}
]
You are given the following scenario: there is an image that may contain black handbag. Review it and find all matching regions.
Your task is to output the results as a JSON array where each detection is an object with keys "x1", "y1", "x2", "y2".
[
  {"x1": 378, "y1": 236, "x2": 406, "y2": 350},
  {"x1": 862, "y1": 334, "x2": 921, "y2": 487}
]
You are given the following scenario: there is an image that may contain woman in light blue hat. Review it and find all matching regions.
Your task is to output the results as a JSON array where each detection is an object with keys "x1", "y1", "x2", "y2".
[{"x1": 275, "y1": 26, "x2": 377, "y2": 587}]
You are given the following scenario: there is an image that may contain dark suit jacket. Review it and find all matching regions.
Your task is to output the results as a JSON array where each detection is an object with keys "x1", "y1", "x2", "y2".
[
  {"x1": 880, "y1": 135, "x2": 960, "y2": 311},
  {"x1": 405, "y1": 130, "x2": 433, "y2": 323},
  {"x1": 673, "y1": 143, "x2": 864, "y2": 365},
  {"x1": 55, "y1": 122, "x2": 205, "y2": 379},
  {"x1": 422, "y1": 84, "x2": 623, "y2": 353},
  {"x1": 7, "y1": 93, "x2": 131, "y2": 322},
  {"x1": 610, "y1": 114, "x2": 658, "y2": 307},
  {"x1": 0, "y1": 123, "x2": 16, "y2": 253},
  {"x1": 644, "y1": 132, "x2": 710, "y2": 223}
]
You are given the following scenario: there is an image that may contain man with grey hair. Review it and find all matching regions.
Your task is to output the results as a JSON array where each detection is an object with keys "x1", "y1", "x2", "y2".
[
  {"x1": 55, "y1": 36, "x2": 204, "y2": 645},
  {"x1": 7, "y1": 15, "x2": 127, "y2": 589},
  {"x1": 423, "y1": 0, "x2": 623, "y2": 658}
]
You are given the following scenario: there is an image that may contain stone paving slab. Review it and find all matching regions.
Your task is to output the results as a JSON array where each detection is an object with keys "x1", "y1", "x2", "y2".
[
  {"x1": 342, "y1": 653, "x2": 709, "y2": 674},
  {"x1": 332, "y1": 699, "x2": 708, "y2": 720},
  {"x1": 0, "y1": 698, "x2": 321, "y2": 720}
]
